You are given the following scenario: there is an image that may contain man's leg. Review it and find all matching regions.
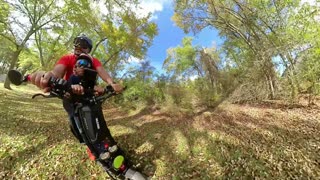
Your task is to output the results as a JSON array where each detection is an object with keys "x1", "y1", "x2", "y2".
[{"x1": 62, "y1": 99, "x2": 84, "y2": 143}]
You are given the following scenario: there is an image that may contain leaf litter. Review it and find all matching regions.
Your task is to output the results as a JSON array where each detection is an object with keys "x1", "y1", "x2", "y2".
[{"x1": 0, "y1": 87, "x2": 319, "y2": 179}]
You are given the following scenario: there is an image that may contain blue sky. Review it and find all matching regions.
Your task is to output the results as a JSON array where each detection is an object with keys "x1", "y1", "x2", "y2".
[
  {"x1": 133, "y1": 0, "x2": 318, "y2": 74},
  {"x1": 131, "y1": 1, "x2": 224, "y2": 72}
]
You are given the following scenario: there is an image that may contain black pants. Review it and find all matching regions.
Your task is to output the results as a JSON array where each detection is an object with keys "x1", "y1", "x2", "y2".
[
  {"x1": 62, "y1": 99, "x2": 116, "y2": 145},
  {"x1": 62, "y1": 100, "x2": 133, "y2": 175}
]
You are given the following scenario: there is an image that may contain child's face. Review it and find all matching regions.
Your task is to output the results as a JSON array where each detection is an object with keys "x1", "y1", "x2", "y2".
[
  {"x1": 73, "y1": 66, "x2": 85, "y2": 76},
  {"x1": 73, "y1": 59, "x2": 90, "y2": 76}
]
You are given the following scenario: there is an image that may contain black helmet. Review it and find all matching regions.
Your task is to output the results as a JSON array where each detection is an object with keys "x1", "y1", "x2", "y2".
[{"x1": 73, "y1": 34, "x2": 93, "y2": 52}]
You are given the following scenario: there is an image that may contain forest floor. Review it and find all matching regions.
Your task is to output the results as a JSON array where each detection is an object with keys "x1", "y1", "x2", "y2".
[{"x1": 0, "y1": 83, "x2": 319, "y2": 179}]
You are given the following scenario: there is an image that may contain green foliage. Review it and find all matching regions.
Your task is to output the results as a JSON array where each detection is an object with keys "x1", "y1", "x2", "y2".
[
  {"x1": 164, "y1": 37, "x2": 198, "y2": 78},
  {"x1": 1, "y1": 0, "x2": 158, "y2": 88},
  {"x1": 1, "y1": 0, "x2": 320, "y2": 111},
  {"x1": 0, "y1": 37, "x2": 14, "y2": 73},
  {"x1": 163, "y1": 37, "x2": 228, "y2": 108},
  {"x1": 120, "y1": 61, "x2": 164, "y2": 107},
  {"x1": 122, "y1": 79, "x2": 165, "y2": 108},
  {"x1": 191, "y1": 78, "x2": 222, "y2": 107},
  {"x1": 0, "y1": 0, "x2": 9, "y2": 32},
  {"x1": 165, "y1": 83, "x2": 186, "y2": 106},
  {"x1": 95, "y1": 11, "x2": 158, "y2": 75},
  {"x1": 296, "y1": 46, "x2": 320, "y2": 104},
  {"x1": 18, "y1": 51, "x2": 41, "y2": 73},
  {"x1": 172, "y1": 0, "x2": 320, "y2": 103},
  {"x1": 301, "y1": 56, "x2": 320, "y2": 85}
]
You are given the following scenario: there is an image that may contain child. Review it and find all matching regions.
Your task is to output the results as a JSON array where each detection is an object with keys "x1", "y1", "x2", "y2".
[{"x1": 69, "y1": 53, "x2": 97, "y2": 91}]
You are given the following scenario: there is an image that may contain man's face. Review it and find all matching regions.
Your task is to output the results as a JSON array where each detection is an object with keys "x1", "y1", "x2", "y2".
[
  {"x1": 74, "y1": 47, "x2": 89, "y2": 55},
  {"x1": 73, "y1": 39, "x2": 90, "y2": 55}
]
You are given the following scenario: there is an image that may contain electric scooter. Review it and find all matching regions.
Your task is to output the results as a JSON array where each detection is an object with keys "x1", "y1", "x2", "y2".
[{"x1": 7, "y1": 69, "x2": 148, "y2": 180}]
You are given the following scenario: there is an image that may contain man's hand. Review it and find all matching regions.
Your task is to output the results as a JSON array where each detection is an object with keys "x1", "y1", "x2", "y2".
[
  {"x1": 94, "y1": 86, "x2": 105, "y2": 96},
  {"x1": 30, "y1": 71, "x2": 54, "y2": 92},
  {"x1": 71, "y1": 84, "x2": 84, "y2": 95},
  {"x1": 110, "y1": 83, "x2": 124, "y2": 94}
]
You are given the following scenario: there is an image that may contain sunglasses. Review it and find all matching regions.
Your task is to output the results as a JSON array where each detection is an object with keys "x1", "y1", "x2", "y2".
[{"x1": 75, "y1": 59, "x2": 91, "y2": 68}]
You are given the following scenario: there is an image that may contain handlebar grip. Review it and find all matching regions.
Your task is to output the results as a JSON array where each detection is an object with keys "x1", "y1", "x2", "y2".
[
  {"x1": 24, "y1": 74, "x2": 31, "y2": 82},
  {"x1": 105, "y1": 85, "x2": 115, "y2": 93},
  {"x1": 104, "y1": 85, "x2": 127, "y2": 94}
]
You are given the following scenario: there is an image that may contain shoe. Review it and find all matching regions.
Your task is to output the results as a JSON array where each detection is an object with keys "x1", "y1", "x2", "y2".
[
  {"x1": 113, "y1": 155, "x2": 125, "y2": 170},
  {"x1": 108, "y1": 145, "x2": 118, "y2": 153},
  {"x1": 99, "y1": 151, "x2": 111, "y2": 160},
  {"x1": 86, "y1": 147, "x2": 96, "y2": 161}
]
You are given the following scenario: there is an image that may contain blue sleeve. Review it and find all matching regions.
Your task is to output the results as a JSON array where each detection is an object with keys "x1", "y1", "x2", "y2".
[{"x1": 69, "y1": 75, "x2": 81, "y2": 85}]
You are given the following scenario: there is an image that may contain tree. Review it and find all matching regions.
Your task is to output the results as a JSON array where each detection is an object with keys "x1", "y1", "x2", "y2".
[
  {"x1": 0, "y1": 37, "x2": 13, "y2": 74},
  {"x1": 121, "y1": 60, "x2": 160, "y2": 105},
  {"x1": 1, "y1": 0, "x2": 158, "y2": 89},
  {"x1": 1, "y1": 0, "x2": 71, "y2": 89},
  {"x1": 172, "y1": 0, "x2": 320, "y2": 101},
  {"x1": 92, "y1": 10, "x2": 158, "y2": 76},
  {"x1": 163, "y1": 37, "x2": 224, "y2": 107},
  {"x1": 163, "y1": 37, "x2": 199, "y2": 80}
]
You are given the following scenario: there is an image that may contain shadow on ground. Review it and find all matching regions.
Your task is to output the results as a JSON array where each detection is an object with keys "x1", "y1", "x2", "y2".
[
  {"x1": 0, "y1": 91, "x2": 74, "y2": 178},
  {"x1": 105, "y1": 103, "x2": 320, "y2": 179},
  {"x1": 1, "y1": 88, "x2": 319, "y2": 179}
]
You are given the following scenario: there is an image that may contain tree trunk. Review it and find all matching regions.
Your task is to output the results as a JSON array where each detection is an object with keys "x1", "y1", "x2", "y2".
[
  {"x1": 278, "y1": 53, "x2": 298, "y2": 101},
  {"x1": 267, "y1": 74, "x2": 275, "y2": 100},
  {"x1": 261, "y1": 55, "x2": 277, "y2": 100},
  {"x1": 199, "y1": 49, "x2": 219, "y2": 93},
  {"x1": 4, "y1": 50, "x2": 21, "y2": 89},
  {"x1": 288, "y1": 72, "x2": 298, "y2": 103}
]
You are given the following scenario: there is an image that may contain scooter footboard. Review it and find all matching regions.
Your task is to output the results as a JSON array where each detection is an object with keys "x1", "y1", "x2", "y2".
[{"x1": 78, "y1": 104, "x2": 109, "y2": 144}]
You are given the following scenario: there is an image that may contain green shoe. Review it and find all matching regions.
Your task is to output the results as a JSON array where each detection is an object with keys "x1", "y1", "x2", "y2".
[{"x1": 113, "y1": 155, "x2": 125, "y2": 169}]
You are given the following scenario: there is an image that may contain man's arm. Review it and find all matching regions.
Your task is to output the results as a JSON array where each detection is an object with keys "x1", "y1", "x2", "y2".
[
  {"x1": 52, "y1": 64, "x2": 67, "y2": 78},
  {"x1": 30, "y1": 64, "x2": 67, "y2": 91},
  {"x1": 96, "y1": 66, "x2": 123, "y2": 93},
  {"x1": 96, "y1": 66, "x2": 114, "y2": 84}
]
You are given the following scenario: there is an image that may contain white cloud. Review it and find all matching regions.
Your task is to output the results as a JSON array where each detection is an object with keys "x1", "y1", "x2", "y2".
[
  {"x1": 189, "y1": 75, "x2": 198, "y2": 81},
  {"x1": 94, "y1": 0, "x2": 170, "y2": 20},
  {"x1": 299, "y1": 0, "x2": 320, "y2": 21},
  {"x1": 128, "y1": 56, "x2": 142, "y2": 63},
  {"x1": 134, "y1": 0, "x2": 171, "y2": 20},
  {"x1": 300, "y1": 0, "x2": 320, "y2": 6}
]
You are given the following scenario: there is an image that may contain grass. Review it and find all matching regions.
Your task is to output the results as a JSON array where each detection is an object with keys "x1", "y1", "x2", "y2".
[{"x1": 0, "y1": 83, "x2": 319, "y2": 179}]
